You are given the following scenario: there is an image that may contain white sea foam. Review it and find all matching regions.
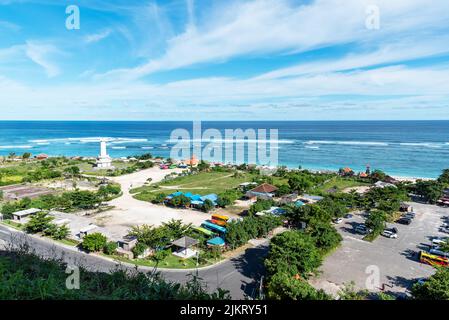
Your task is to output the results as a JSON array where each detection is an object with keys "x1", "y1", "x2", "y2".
[
  {"x1": 305, "y1": 140, "x2": 388, "y2": 146},
  {"x1": 112, "y1": 146, "x2": 126, "y2": 149},
  {"x1": 167, "y1": 138, "x2": 294, "y2": 144},
  {"x1": 30, "y1": 137, "x2": 148, "y2": 144},
  {"x1": 400, "y1": 142, "x2": 443, "y2": 148},
  {"x1": 141, "y1": 147, "x2": 154, "y2": 149},
  {"x1": 29, "y1": 139, "x2": 49, "y2": 143},
  {"x1": 305, "y1": 146, "x2": 320, "y2": 149}
]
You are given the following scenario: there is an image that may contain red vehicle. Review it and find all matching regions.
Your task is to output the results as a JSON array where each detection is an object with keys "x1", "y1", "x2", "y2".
[{"x1": 208, "y1": 219, "x2": 226, "y2": 227}]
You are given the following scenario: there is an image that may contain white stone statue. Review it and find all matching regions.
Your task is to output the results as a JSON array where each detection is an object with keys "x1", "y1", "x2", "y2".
[{"x1": 95, "y1": 138, "x2": 113, "y2": 169}]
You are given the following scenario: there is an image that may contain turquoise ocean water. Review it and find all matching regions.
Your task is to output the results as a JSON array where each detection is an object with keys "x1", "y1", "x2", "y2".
[{"x1": 0, "y1": 121, "x2": 448, "y2": 178}]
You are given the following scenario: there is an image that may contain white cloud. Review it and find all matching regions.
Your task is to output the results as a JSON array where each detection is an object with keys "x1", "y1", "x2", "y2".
[
  {"x1": 0, "y1": 45, "x2": 24, "y2": 61},
  {"x1": 25, "y1": 41, "x2": 61, "y2": 77},
  {"x1": 2, "y1": 62, "x2": 449, "y2": 119},
  {"x1": 84, "y1": 29, "x2": 112, "y2": 44},
  {"x1": 96, "y1": 0, "x2": 449, "y2": 81},
  {"x1": 255, "y1": 36, "x2": 449, "y2": 80},
  {"x1": 0, "y1": 20, "x2": 21, "y2": 32}
]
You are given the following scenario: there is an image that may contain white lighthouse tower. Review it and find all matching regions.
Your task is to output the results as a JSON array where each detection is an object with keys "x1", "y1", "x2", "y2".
[{"x1": 95, "y1": 139, "x2": 113, "y2": 169}]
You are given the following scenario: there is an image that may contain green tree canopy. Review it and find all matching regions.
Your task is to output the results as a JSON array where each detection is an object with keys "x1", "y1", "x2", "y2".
[
  {"x1": 266, "y1": 272, "x2": 330, "y2": 300},
  {"x1": 265, "y1": 231, "x2": 322, "y2": 278},
  {"x1": 25, "y1": 211, "x2": 54, "y2": 234},
  {"x1": 412, "y1": 268, "x2": 449, "y2": 300},
  {"x1": 81, "y1": 233, "x2": 107, "y2": 252}
]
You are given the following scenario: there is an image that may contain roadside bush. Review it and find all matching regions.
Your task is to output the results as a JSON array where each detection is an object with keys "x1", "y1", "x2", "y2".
[
  {"x1": 103, "y1": 241, "x2": 118, "y2": 255},
  {"x1": 266, "y1": 272, "x2": 330, "y2": 300},
  {"x1": 0, "y1": 251, "x2": 231, "y2": 299},
  {"x1": 44, "y1": 223, "x2": 71, "y2": 240},
  {"x1": 132, "y1": 242, "x2": 149, "y2": 258},
  {"x1": 25, "y1": 211, "x2": 54, "y2": 234},
  {"x1": 81, "y1": 233, "x2": 107, "y2": 252}
]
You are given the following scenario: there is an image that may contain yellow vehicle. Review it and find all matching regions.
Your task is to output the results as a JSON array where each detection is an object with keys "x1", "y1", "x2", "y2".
[
  {"x1": 419, "y1": 251, "x2": 449, "y2": 267},
  {"x1": 211, "y1": 214, "x2": 229, "y2": 225}
]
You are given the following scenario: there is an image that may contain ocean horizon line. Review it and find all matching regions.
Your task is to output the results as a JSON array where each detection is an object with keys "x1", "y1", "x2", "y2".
[{"x1": 1, "y1": 119, "x2": 449, "y2": 122}]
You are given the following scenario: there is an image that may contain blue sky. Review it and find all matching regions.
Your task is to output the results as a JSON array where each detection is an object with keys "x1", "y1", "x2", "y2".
[{"x1": 0, "y1": 0, "x2": 449, "y2": 120}]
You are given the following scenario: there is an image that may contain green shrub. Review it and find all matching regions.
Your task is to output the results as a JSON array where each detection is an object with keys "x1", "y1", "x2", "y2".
[
  {"x1": 132, "y1": 242, "x2": 148, "y2": 258},
  {"x1": 81, "y1": 233, "x2": 107, "y2": 252},
  {"x1": 25, "y1": 211, "x2": 54, "y2": 234},
  {"x1": 103, "y1": 241, "x2": 118, "y2": 255}
]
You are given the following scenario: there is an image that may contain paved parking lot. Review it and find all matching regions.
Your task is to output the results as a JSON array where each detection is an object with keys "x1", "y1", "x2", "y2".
[{"x1": 311, "y1": 202, "x2": 449, "y2": 297}]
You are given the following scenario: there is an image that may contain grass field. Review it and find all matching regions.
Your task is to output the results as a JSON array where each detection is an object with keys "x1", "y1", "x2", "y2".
[
  {"x1": 131, "y1": 171, "x2": 257, "y2": 202},
  {"x1": 0, "y1": 159, "x2": 140, "y2": 186},
  {"x1": 309, "y1": 176, "x2": 370, "y2": 195},
  {"x1": 80, "y1": 160, "x2": 136, "y2": 176}
]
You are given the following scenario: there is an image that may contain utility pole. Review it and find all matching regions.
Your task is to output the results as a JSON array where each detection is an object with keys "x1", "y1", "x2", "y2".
[{"x1": 259, "y1": 276, "x2": 264, "y2": 300}]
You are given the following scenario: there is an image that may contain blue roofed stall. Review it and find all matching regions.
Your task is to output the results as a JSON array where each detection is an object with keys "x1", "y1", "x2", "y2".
[
  {"x1": 190, "y1": 194, "x2": 203, "y2": 201},
  {"x1": 207, "y1": 236, "x2": 225, "y2": 247},
  {"x1": 295, "y1": 200, "x2": 305, "y2": 207},
  {"x1": 201, "y1": 194, "x2": 218, "y2": 205}
]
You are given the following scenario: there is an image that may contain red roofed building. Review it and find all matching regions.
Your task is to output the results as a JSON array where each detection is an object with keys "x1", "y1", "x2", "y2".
[
  {"x1": 36, "y1": 153, "x2": 49, "y2": 160},
  {"x1": 245, "y1": 183, "x2": 278, "y2": 200}
]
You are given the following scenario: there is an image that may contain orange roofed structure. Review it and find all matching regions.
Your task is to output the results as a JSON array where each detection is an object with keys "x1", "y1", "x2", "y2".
[
  {"x1": 184, "y1": 155, "x2": 199, "y2": 167},
  {"x1": 36, "y1": 153, "x2": 49, "y2": 160}
]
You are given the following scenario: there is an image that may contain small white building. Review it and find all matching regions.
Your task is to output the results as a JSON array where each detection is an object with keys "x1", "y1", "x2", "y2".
[
  {"x1": 117, "y1": 235, "x2": 138, "y2": 252},
  {"x1": 78, "y1": 224, "x2": 98, "y2": 239},
  {"x1": 12, "y1": 208, "x2": 41, "y2": 221},
  {"x1": 374, "y1": 181, "x2": 397, "y2": 189}
]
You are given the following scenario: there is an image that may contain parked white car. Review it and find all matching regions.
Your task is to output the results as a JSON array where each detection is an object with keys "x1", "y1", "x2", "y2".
[
  {"x1": 382, "y1": 229, "x2": 398, "y2": 239},
  {"x1": 333, "y1": 218, "x2": 343, "y2": 224}
]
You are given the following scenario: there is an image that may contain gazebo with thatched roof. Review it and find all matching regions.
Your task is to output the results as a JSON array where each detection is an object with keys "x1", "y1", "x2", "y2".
[{"x1": 171, "y1": 236, "x2": 199, "y2": 259}]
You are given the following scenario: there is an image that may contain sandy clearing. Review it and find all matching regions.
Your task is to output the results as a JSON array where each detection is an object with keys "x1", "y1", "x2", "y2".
[{"x1": 92, "y1": 167, "x2": 211, "y2": 237}]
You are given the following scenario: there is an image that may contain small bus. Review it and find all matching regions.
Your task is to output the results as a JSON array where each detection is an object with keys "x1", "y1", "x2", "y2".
[
  {"x1": 202, "y1": 221, "x2": 227, "y2": 235},
  {"x1": 419, "y1": 251, "x2": 449, "y2": 267},
  {"x1": 211, "y1": 214, "x2": 229, "y2": 226}
]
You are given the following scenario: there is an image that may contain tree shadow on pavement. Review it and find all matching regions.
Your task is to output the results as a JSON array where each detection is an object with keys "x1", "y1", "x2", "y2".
[
  {"x1": 341, "y1": 221, "x2": 364, "y2": 235},
  {"x1": 400, "y1": 248, "x2": 419, "y2": 262},
  {"x1": 228, "y1": 245, "x2": 268, "y2": 299},
  {"x1": 385, "y1": 274, "x2": 413, "y2": 291}
]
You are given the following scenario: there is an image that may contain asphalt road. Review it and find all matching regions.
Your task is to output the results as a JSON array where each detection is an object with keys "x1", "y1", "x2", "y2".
[{"x1": 0, "y1": 224, "x2": 267, "y2": 299}]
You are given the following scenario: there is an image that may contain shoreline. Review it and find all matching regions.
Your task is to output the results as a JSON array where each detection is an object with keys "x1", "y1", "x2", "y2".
[{"x1": 0, "y1": 152, "x2": 437, "y2": 181}]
